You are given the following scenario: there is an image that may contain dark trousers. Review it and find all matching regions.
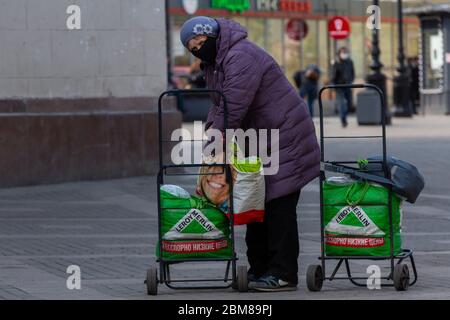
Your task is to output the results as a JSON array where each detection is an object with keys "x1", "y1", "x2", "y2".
[
  {"x1": 299, "y1": 83, "x2": 318, "y2": 117},
  {"x1": 245, "y1": 190, "x2": 301, "y2": 284},
  {"x1": 336, "y1": 88, "x2": 352, "y2": 125}
]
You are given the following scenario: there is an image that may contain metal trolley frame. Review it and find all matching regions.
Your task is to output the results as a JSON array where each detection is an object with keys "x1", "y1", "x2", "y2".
[
  {"x1": 306, "y1": 83, "x2": 418, "y2": 292},
  {"x1": 145, "y1": 89, "x2": 248, "y2": 295}
]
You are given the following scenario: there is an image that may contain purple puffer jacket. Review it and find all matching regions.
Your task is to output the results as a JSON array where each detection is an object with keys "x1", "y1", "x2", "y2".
[{"x1": 204, "y1": 18, "x2": 320, "y2": 202}]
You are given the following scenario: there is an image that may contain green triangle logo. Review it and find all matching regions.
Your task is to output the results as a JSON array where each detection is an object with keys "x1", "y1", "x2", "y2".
[
  {"x1": 163, "y1": 209, "x2": 225, "y2": 240},
  {"x1": 325, "y1": 206, "x2": 385, "y2": 236},
  {"x1": 181, "y1": 218, "x2": 207, "y2": 234},
  {"x1": 340, "y1": 209, "x2": 366, "y2": 227}
]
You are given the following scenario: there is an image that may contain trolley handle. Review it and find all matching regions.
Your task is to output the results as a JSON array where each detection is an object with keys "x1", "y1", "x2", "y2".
[
  {"x1": 318, "y1": 83, "x2": 386, "y2": 126},
  {"x1": 317, "y1": 83, "x2": 389, "y2": 180},
  {"x1": 157, "y1": 89, "x2": 229, "y2": 169},
  {"x1": 158, "y1": 88, "x2": 228, "y2": 128}
]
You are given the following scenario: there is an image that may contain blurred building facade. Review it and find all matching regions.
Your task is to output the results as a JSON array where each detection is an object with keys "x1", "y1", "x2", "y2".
[
  {"x1": 0, "y1": 0, "x2": 168, "y2": 101},
  {"x1": 405, "y1": 2, "x2": 450, "y2": 115},
  {"x1": 0, "y1": 0, "x2": 180, "y2": 187},
  {"x1": 169, "y1": 0, "x2": 423, "y2": 101}
]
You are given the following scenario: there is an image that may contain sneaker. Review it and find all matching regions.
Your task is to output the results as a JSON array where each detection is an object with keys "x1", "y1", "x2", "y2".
[{"x1": 249, "y1": 275, "x2": 297, "y2": 292}]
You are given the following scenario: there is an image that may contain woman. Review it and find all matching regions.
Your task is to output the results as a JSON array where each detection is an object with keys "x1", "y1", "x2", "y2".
[{"x1": 180, "y1": 16, "x2": 320, "y2": 292}]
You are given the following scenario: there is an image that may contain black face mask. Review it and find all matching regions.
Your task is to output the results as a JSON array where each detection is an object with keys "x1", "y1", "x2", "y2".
[{"x1": 191, "y1": 37, "x2": 217, "y2": 65}]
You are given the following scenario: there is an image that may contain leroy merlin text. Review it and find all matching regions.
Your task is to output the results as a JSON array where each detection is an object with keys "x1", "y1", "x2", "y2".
[
  {"x1": 176, "y1": 210, "x2": 214, "y2": 233},
  {"x1": 336, "y1": 206, "x2": 371, "y2": 227}
]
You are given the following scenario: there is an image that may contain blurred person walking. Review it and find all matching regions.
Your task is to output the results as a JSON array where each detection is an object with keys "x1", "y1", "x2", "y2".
[
  {"x1": 293, "y1": 64, "x2": 321, "y2": 117},
  {"x1": 300, "y1": 64, "x2": 321, "y2": 117},
  {"x1": 407, "y1": 56, "x2": 420, "y2": 115},
  {"x1": 331, "y1": 47, "x2": 355, "y2": 127}
]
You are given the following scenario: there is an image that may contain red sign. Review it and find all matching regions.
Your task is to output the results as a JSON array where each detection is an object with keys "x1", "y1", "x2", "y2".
[
  {"x1": 162, "y1": 240, "x2": 228, "y2": 253},
  {"x1": 326, "y1": 235, "x2": 385, "y2": 248},
  {"x1": 279, "y1": 0, "x2": 311, "y2": 13},
  {"x1": 328, "y1": 16, "x2": 351, "y2": 40},
  {"x1": 256, "y1": 0, "x2": 312, "y2": 14},
  {"x1": 286, "y1": 19, "x2": 308, "y2": 41}
]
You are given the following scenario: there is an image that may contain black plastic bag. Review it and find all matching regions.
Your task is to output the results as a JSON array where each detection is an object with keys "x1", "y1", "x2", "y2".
[
  {"x1": 322, "y1": 156, "x2": 425, "y2": 204},
  {"x1": 364, "y1": 156, "x2": 425, "y2": 203}
]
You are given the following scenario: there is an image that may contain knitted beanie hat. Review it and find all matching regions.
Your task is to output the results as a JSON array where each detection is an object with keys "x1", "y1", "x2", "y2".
[{"x1": 180, "y1": 16, "x2": 219, "y2": 48}]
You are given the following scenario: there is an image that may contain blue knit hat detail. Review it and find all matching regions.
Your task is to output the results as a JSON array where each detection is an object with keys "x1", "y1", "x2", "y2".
[{"x1": 180, "y1": 16, "x2": 219, "y2": 48}]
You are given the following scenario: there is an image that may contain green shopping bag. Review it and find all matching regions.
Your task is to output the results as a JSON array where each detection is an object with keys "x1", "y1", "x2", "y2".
[
  {"x1": 323, "y1": 178, "x2": 402, "y2": 256},
  {"x1": 156, "y1": 185, "x2": 233, "y2": 260}
]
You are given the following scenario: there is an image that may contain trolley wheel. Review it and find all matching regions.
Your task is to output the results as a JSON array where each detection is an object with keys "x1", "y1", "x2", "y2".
[
  {"x1": 393, "y1": 264, "x2": 410, "y2": 291},
  {"x1": 306, "y1": 264, "x2": 324, "y2": 292},
  {"x1": 237, "y1": 265, "x2": 248, "y2": 292},
  {"x1": 146, "y1": 267, "x2": 158, "y2": 295}
]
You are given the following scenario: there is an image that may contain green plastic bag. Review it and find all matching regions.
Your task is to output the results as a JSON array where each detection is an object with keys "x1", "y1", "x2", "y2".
[
  {"x1": 323, "y1": 178, "x2": 402, "y2": 256},
  {"x1": 156, "y1": 185, "x2": 233, "y2": 260}
]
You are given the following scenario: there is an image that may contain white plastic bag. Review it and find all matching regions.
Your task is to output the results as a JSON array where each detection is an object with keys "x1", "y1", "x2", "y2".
[{"x1": 196, "y1": 153, "x2": 265, "y2": 225}]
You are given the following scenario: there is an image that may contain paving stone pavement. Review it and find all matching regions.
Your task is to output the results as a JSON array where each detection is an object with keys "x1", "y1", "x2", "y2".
[{"x1": 0, "y1": 115, "x2": 450, "y2": 300}]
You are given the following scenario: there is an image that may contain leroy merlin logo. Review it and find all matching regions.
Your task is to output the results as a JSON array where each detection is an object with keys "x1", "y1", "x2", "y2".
[
  {"x1": 211, "y1": 0, "x2": 250, "y2": 13},
  {"x1": 325, "y1": 206, "x2": 385, "y2": 236},
  {"x1": 163, "y1": 209, "x2": 225, "y2": 240}
]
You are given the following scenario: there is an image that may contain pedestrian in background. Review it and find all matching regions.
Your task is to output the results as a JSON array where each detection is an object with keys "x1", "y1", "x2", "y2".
[
  {"x1": 407, "y1": 56, "x2": 420, "y2": 115},
  {"x1": 180, "y1": 16, "x2": 320, "y2": 292},
  {"x1": 332, "y1": 47, "x2": 355, "y2": 127},
  {"x1": 293, "y1": 64, "x2": 321, "y2": 117}
]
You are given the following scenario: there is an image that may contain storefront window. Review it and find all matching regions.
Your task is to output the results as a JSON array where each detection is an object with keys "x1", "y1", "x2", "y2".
[
  {"x1": 233, "y1": 16, "x2": 248, "y2": 29},
  {"x1": 318, "y1": 20, "x2": 329, "y2": 81},
  {"x1": 284, "y1": 25, "x2": 301, "y2": 87},
  {"x1": 406, "y1": 22, "x2": 420, "y2": 58},
  {"x1": 267, "y1": 19, "x2": 283, "y2": 65},
  {"x1": 379, "y1": 22, "x2": 394, "y2": 79},
  {"x1": 302, "y1": 20, "x2": 318, "y2": 68},
  {"x1": 167, "y1": 0, "x2": 423, "y2": 94},
  {"x1": 171, "y1": 15, "x2": 190, "y2": 66},
  {"x1": 247, "y1": 18, "x2": 265, "y2": 49},
  {"x1": 350, "y1": 21, "x2": 365, "y2": 80},
  {"x1": 170, "y1": 15, "x2": 197, "y2": 89},
  {"x1": 421, "y1": 19, "x2": 444, "y2": 90},
  {"x1": 392, "y1": 20, "x2": 399, "y2": 68}
]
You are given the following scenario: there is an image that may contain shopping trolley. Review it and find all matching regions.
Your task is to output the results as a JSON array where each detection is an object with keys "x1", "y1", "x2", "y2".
[
  {"x1": 306, "y1": 83, "x2": 418, "y2": 292},
  {"x1": 145, "y1": 89, "x2": 248, "y2": 295}
]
